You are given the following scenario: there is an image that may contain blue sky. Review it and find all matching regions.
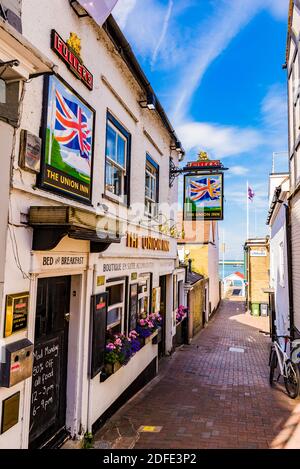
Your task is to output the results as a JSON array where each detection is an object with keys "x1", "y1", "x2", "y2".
[{"x1": 113, "y1": 0, "x2": 289, "y2": 259}]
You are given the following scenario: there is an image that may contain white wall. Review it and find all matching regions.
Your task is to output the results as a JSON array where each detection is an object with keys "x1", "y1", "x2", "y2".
[
  {"x1": 208, "y1": 224, "x2": 220, "y2": 313},
  {"x1": 270, "y1": 204, "x2": 290, "y2": 336}
]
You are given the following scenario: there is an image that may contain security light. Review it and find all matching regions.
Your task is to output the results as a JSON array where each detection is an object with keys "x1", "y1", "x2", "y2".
[
  {"x1": 139, "y1": 91, "x2": 156, "y2": 111},
  {"x1": 69, "y1": 0, "x2": 89, "y2": 17}
]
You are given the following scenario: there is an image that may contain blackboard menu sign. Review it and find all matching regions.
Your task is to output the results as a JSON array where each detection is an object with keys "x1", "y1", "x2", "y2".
[
  {"x1": 4, "y1": 292, "x2": 29, "y2": 337},
  {"x1": 91, "y1": 293, "x2": 108, "y2": 378},
  {"x1": 129, "y1": 284, "x2": 138, "y2": 333},
  {"x1": 29, "y1": 335, "x2": 62, "y2": 442}
]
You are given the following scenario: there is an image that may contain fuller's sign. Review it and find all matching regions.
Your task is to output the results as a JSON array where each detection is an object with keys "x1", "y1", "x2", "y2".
[
  {"x1": 51, "y1": 30, "x2": 93, "y2": 90},
  {"x1": 187, "y1": 160, "x2": 221, "y2": 168}
]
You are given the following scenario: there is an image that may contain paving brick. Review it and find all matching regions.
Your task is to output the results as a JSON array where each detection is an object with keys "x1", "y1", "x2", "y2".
[{"x1": 94, "y1": 301, "x2": 300, "y2": 449}]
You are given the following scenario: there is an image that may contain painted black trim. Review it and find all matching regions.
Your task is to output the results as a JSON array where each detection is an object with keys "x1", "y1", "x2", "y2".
[
  {"x1": 38, "y1": 74, "x2": 96, "y2": 205},
  {"x1": 104, "y1": 111, "x2": 131, "y2": 207}
]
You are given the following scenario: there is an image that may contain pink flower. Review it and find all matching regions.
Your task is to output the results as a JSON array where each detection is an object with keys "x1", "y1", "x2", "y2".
[
  {"x1": 139, "y1": 319, "x2": 146, "y2": 326},
  {"x1": 106, "y1": 343, "x2": 116, "y2": 350},
  {"x1": 147, "y1": 321, "x2": 154, "y2": 328},
  {"x1": 114, "y1": 338, "x2": 122, "y2": 346}
]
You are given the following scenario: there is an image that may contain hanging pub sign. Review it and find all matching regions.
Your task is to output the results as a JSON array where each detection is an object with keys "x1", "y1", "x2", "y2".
[
  {"x1": 39, "y1": 75, "x2": 95, "y2": 203},
  {"x1": 184, "y1": 173, "x2": 224, "y2": 221},
  {"x1": 4, "y1": 292, "x2": 29, "y2": 338},
  {"x1": 51, "y1": 31, "x2": 93, "y2": 91}
]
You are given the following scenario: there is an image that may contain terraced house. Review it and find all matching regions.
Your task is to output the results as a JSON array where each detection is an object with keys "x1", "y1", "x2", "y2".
[{"x1": 0, "y1": 0, "x2": 185, "y2": 448}]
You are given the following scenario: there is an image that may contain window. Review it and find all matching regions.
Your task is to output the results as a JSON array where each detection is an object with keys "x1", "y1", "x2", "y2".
[
  {"x1": 138, "y1": 274, "x2": 151, "y2": 317},
  {"x1": 145, "y1": 154, "x2": 159, "y2": 217},
  {"x1": 106, "y1": 282, "x2": 125, "y2": 334},
  {"x1": 105, "y1": 112, "x2": 130, "y2": 202}
]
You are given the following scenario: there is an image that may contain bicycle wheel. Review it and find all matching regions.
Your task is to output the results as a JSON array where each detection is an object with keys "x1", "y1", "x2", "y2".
[
  {"x1": 284, "y1": 360, "x2": 300, "y2": 399},
  {"x1": 269, "y1": 349, "x2": 278, "y2": 386}
]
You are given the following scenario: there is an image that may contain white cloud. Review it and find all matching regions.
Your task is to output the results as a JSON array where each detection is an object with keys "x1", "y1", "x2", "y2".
[
  {"x1": 112, "y1": 0, "x2": 137, "y2": 29},
  {"x1": 265, "y1": 0, "x2": 289, "y2": 20},
  {"x1": 261, "y1": 84, "x2": 288, "y2": 149},
  {"x1": 177, "y1": 121, "x2": 263, "y2": 158},
  {"x1": 151, "y1": 0, "x2": 174, "y2": 68},
  {"x1": 230, "y1": 166, "x2": 250, "y2": 176}
]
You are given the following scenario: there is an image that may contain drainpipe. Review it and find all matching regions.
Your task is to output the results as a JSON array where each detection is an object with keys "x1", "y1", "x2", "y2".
[
  {"x1": 284, "y1": 202, "x2": 295, "y2": 340},
  {"x1": 188, "y1": 258, "x2": 192, "y2": 273}
]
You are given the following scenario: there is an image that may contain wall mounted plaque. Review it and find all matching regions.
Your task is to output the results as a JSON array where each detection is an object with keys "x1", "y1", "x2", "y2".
[
  {"x1": 19, "y1": 130, "x2": 42, "y2": 173},
  {"x1": 1, "y1": 392, "x2": 20, "y2": 434},
  {"x1": 4, "y1": 292, "x2": 29, "y2": 338}
]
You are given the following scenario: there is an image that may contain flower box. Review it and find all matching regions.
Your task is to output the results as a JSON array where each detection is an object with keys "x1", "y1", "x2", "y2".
[
  {"x1": 145, "y1": 329, "x2": 158, "y2": 345},
  {"x1": 104, "y1": 361, "x2": 122, "y2": 376}
]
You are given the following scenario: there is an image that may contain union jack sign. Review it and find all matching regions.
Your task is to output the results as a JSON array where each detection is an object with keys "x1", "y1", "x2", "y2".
[
  {"x1": 184, "y1": 173, "x2": 224, "y2": 220},
  {"x1": 40, "y1": 75, "x2": 95, "y2": 203}
]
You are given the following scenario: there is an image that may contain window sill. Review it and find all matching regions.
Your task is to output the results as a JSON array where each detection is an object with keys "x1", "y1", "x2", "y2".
[{"x1": 102, "y1": 193, "x2": 130, "y2": 208}]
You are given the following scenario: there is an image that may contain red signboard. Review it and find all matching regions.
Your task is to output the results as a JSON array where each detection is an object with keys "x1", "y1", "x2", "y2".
[
  {"x1": 187, "y1": 160, "x2": 221, "y2": 168},
  {"x1": 51, "y1": 30, "x2": 93, "y2": 91}
]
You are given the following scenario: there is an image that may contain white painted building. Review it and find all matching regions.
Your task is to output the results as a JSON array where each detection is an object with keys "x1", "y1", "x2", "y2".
[
  {"x1": 267, "y1": 175, "x2": 290, "y2": 338},
  {"x1": 0, "y1": 0, "x2": 185, "y2": 448},
  {"x1": 222, "y1": 272, "x2": 245, "y2": 298},
  {"x1": 286, "y1": 0, "x2": 300, "y2": 337}
]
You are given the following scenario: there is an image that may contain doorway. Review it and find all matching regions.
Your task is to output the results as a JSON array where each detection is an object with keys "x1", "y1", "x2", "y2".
[
  {"x1": 29, "y1": 276, "x2": 71, "y2": 449},
  {"x1": 158, "y1": 275, "x2": 167, "y2": 358}
]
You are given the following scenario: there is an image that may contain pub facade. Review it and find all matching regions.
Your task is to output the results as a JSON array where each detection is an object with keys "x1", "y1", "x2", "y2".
[{"x1": 0, "y1": 0, "x2": 185, "y2": 448}]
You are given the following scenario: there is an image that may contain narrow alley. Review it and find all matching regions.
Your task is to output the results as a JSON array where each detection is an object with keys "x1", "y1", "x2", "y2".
[{"x1": 94, "y1": 301, "x2": 300, "y2": 450}]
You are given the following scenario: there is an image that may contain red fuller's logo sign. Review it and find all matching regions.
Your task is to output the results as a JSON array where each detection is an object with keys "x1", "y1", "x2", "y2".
[
  {"x1": 187, "y1": 160, "x2": 221, "y2": 168},
  {"x1": 51, "y1": 30, "x2": 93, "y2": 91}
]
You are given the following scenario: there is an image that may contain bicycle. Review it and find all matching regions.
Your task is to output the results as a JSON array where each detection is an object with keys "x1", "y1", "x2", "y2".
[{"x1": 269, "y1": 334, "x2": 300, "y2": 399}]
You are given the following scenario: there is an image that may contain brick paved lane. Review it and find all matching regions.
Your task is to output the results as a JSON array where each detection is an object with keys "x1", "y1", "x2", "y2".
[{"x1": 94, "y1": 301, "x2": 300, "y2": 449}]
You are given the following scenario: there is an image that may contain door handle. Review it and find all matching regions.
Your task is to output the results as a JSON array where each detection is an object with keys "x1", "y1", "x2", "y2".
[{"x1": 64, "y1": 313, "x2": 70, "y2": 323}]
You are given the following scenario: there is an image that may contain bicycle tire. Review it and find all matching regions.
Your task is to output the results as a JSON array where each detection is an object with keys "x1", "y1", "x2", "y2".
[
  {"x1": 284, "y1": 360, "x2": 300, "y2": 399},
  {"x1": 269, "y1": 349, "x2": 278, "y2": 386}
]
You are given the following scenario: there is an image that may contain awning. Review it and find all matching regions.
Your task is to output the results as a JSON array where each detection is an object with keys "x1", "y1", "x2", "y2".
[
  {"x1": 29, "y1": 206, "x2": 121, "y2": 253},
  {"x1": 0, "y1": 18, "x2": 54, "y2": 80}
]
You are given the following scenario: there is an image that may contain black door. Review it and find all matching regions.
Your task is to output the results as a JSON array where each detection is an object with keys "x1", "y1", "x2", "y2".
[
  {"x1": 29, "y1": 276, "x2": 71, "y2": 449},
  {"x1": 158, "y1": 276, "x2": 167, "y2": 358}
]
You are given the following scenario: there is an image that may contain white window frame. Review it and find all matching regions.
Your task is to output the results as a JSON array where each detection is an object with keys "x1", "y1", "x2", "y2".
[
  {"x1": 145, "y1": 157, "x2": 159, "y2": 218},
  {"x1": 105, "y1": 120, "x2": 127, "y2": 202},
  {"x1": 106, "y1": 280, "x2": 126, "y2": 332},
  {"x1": 138, "y1": 274, "x2": 151, "y2": 317}
]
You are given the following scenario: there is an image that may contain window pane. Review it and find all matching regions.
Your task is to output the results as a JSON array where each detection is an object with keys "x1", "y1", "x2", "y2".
[
  {"x1": 107, "y1": 307, "x2": 121, "y2": 327},
  {"x1": 105, "y1": 162, "x2": 123, "y2": 196},
  {"x1": 107, "y1": 284, "x2": 123, "y2": 306},
  {"x1": 117, "y1": 134, "x2": 126, "y2": 168},
  {"x1": 106, "y1": 124, "x2": 117, "y2": 161}
]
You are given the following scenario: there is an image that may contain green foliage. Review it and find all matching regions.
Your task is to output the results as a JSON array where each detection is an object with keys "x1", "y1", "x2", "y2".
[
  {"x1": 82, "y1": 431, "x2": 94, "y2": 449},
  {"x1": 45, "y1": 129, "x2": 90, "y2": 184}
]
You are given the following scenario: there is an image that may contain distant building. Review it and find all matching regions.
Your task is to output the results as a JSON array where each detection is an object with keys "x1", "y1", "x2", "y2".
[
  {"x1": 222, "y1": 272, "x2": 245, "y2": 299},
  {"x1": 178, "y1": 217, "x2": 220, "y2": 321},
  {"x1": 244, "y1": 238, "x2": 270, "y2": 315}
]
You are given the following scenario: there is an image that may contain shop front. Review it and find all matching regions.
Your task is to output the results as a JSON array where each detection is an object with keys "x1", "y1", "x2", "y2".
[{"x1": 88, "y1": 230, "x2": 178, "y2": 431}]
